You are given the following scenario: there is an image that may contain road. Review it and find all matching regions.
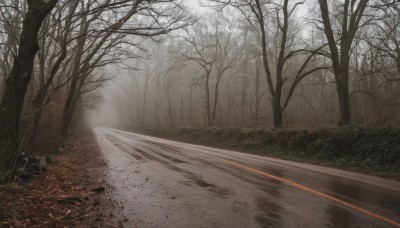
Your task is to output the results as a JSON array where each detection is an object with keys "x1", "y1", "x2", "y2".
[{"x1": 94, "y1": 128, "x2": 400, "y2": 228}]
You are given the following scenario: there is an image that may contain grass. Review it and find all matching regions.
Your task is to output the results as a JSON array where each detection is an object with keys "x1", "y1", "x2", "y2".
[{"x1": 132, "y1": 126, "x2": 400, "y2": 179}]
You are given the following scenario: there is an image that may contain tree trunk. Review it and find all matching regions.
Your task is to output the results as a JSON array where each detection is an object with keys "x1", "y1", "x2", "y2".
[
  {"x1": 27, "y1": 98, "x2": 43, "y2": 152},
  {"x1": 62, "y1": 75, "x2": 80, "y2": 135},
  {"x1": 272, "y1": 97, "x2": 283, "y2": 128},
  {"x1": 63, "y1": 67, "x2": 91, "y2": 135},
  {"x1": 211, "y1": 81, "x2": 221, "y2": 126},
  {"x1": 180, "y1": 97, "x2": 184, "y2": 126},
  {"x1": 155, "y1": 82, "x2": 161, "y2": 125},
  {"x1": 205, "y1": 75, "x2": 212, "y2": 126},
  {"x1": 142, "y1": 85, "x2": 148, "y2": 125},
  {"x1": 336, "y1": 69, "x2": 352, "y2": 125},
  {"x1": 0, "y1": 0, "x2": 58, "y2": 171},
  {"x1": 166, "y1": 86, "x2": 174, "y2": 127},
  {"x1": 254, "y1": 64, "x2": 260, "y2": 125},
  {"x1": 61, "y1": 30, "x2": 88, "y2": 135},
  {"x1": 241, "y1": 75, "x2": 247, "y2": 125},
  {"x1": 188, "y1": 83, "x2": 194, "y2": 126}
]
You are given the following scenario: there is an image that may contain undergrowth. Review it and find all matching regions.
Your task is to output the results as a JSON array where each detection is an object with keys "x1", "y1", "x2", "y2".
[{"x1": 133, "y1": 126, "x2": 400, "y2": 176}]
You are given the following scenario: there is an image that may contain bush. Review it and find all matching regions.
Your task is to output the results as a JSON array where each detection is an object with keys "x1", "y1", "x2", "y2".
[{"x1": 133, "y1": 126, "x2": 400, "y2": 174}]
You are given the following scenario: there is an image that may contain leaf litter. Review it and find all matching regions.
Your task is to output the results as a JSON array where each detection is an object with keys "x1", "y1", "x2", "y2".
[{"x1": 0, "y1": 133, "x2": 120, "y2": 227}]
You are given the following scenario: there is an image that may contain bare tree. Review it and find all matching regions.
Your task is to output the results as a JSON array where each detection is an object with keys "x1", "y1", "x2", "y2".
[
  {"x1": 27, "y1": 1, "x2": 80, "y2": 151},
  {"x1": 370, "y1": 1, "x2": 400, "y2": 76},
  {"x1": 182, "y1": 17, "x2": 237, "y2": 126},
  {"x1": 0, "y1": 0, "x2": 58, "y2": 176},
  {"x1": 61, "y1": 0, "x2": 190, "y2": 134},
  {"x1": 0, "y1": 1, "x2": 25, "y2": 96},
  {"x1": 211, "y1": 0, "x2": 329, "y2": 128},
  {"x1": 317, "y1": 0, "x2": 369, "y2": 125}
]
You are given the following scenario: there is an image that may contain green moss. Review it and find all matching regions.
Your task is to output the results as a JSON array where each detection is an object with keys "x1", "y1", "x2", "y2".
[{"x1": 133, "y1": 126, "x2": 400, "y2": 175}]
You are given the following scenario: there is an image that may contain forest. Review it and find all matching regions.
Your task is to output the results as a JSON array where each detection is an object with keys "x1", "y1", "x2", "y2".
[
  {"x1": 0, "y1": 0, "x2": 399, "y2": 179},
  {"x1": 97, "y1": 0, "x2": 400, "y2": 130},
  {"x1": 1, "y1": 1, "x2": 400, "y2": 227}
]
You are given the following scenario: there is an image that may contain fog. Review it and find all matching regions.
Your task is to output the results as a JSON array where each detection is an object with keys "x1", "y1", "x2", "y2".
[
  {"x1": 1, "y1": 0, "x2": 400, "y2": 224},
  {"x1": 1, "y1": 0, "x2": 399, "y2": 175},
  {"x1": 85, "y1": 0, "x2": 400, "y2": 130}
]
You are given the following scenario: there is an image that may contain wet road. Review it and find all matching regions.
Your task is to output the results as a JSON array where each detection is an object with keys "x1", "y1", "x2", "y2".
[{"x1": 94, "y1": 128, "x2": 400, "y2": 228}]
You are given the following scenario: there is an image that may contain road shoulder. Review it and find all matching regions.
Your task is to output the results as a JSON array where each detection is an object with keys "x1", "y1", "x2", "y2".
[{"x1": 0, "y1": 133, "x2": 119, "y2": 227}]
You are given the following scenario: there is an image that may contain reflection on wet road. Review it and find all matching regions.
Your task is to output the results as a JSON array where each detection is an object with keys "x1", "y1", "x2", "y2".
[{"x1": 94, "y1": 128, "x2": 400, "y2": 228}]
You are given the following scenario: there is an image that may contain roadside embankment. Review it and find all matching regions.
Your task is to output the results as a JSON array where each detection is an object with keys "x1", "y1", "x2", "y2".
[{"x1": 132, "y1": 127, "x2": 400, "y2": 179}]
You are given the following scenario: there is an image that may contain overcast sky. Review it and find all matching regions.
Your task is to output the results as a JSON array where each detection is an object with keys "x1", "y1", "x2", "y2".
[
  {"x1": 184, "y1": 0, "x2": 312, "y2": 20},
  {"x1": 185, "y1": 0, "x2": 208, "y2": 15}
]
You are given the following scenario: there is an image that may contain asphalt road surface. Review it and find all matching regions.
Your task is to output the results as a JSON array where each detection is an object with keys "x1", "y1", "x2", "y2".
[{"x1": 94, "y1": 128, "x2": 400, "y2": 228}]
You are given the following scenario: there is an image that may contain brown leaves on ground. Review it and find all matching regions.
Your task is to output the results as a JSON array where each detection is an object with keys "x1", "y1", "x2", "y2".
[{"x1": 0, "y1": 134, "x2": 113, "y2": 227}]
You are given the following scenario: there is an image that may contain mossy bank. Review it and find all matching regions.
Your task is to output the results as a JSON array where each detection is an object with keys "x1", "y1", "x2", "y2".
[{"x1": 131, "y1": 127, "x2": 400, "y2": 179}]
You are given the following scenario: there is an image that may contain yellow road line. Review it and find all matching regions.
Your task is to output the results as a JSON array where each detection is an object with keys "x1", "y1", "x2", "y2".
[{"x1": 222, "y1": 159, "x2": 400, "y2": 227}]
